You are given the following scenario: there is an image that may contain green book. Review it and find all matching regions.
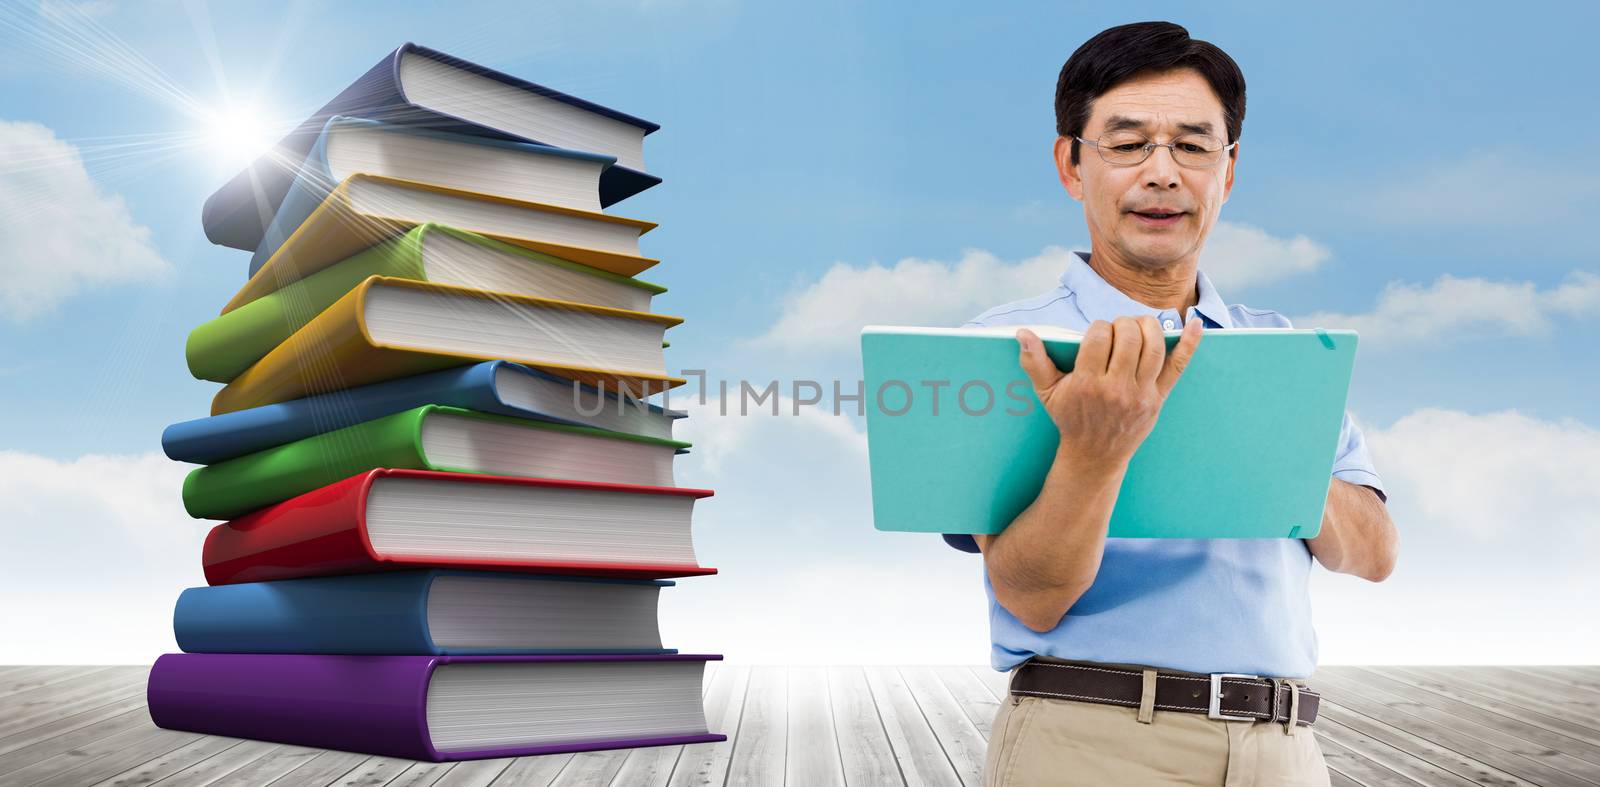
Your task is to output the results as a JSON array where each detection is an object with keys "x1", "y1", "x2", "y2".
[
  {"x1": 185, "y1": 223, "x2": 667, "y2": 382},
  {"x1": 182, "y1": 405, "x2": 691, "y2": 520},
  {"x1": 860, "y1": 325, "x2": 1358, "y2": 539}
]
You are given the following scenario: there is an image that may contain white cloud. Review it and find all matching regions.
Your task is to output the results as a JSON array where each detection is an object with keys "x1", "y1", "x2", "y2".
[
  {"x1": 1294, "y1": 270, "x2": 1599, "y2": 346},
  {"x1": 10, "y1": 406, "x2": 1595, "y2": 665},
  {"x1": 663, "y1": 557, "x2": 991, "y2": 666},
  {"x1": 0, "y1": 450, "x2": 202, "y2": 663},
  {"x1": 666, "y1": 394, "x2": 990, "y2": 664},
  {"x1": 752, "y1": 246, "x2": 1075, "y2": 355},
  {"x1": 1199, "y1": 221, "x2": 1332, "y2": 291},
  {"x1": 676, "y1": 391, "x2": 867, "y2": 478},
  {"x1": 1366, "y1": 409, "x2": 1600, "y2": 540},
  {"x1": 0, "y1": 120, "x2": 170, "y2": 321},
  {"x1": 755, "y1": 223, "x2": 1331, "y2": 355},
  {"x1": 1314, "y1": 409, "x2": 1600, "y2": 664}
]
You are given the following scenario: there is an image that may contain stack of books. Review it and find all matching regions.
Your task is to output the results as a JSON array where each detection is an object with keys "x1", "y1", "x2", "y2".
[{"x1": 150, "y1": 43, "x2": 725, "y2": 762}]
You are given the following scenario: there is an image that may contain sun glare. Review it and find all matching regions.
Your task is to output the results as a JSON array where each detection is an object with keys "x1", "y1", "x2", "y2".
[{"x1": 201, "y1": 105, "x2": 279, "y2": 169}]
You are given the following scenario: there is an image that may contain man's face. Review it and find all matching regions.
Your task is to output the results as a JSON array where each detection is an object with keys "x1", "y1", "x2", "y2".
[{"x1": 1056, "y1": 68, "x2": 1237, "y2": 271}]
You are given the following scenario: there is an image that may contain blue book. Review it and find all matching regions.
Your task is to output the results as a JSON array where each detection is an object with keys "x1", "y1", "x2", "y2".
[
  {"x1": 861, "y1": 325, "x2": 1358, "y2": 539},
  {"x1": 162, "y1": 360, "x2": 686, "y2": 465},
  {"x1": 248, "y1": 116, "x2": 618, "y2": 275},
  {"x1": 174, "y1": 570, "x2": 677, "y2": 655},
  {"x1": 202, "y1": 42, "x2": 662, "y2": 253}
]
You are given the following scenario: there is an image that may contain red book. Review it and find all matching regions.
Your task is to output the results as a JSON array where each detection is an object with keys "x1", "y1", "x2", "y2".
[{"x1": 204, "y1": 468, "x2": 715, "y2": 585}]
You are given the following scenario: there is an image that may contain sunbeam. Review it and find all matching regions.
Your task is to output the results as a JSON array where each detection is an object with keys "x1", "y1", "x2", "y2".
[
  {"x1": 197, "y1": 102, "x2": 280, "y2": 172},
  {"x1": 0, "y1": 0, "x2": 302, "y2": 183}
]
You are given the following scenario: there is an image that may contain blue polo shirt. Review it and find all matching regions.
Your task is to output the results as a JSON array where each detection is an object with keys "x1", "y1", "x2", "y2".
[{"x1": 946, "y1": 251, "x2": 1386, "y2": 678}]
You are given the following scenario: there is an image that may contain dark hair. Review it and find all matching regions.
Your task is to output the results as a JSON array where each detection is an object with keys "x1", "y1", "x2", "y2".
[{"x1": 1055, "y1": 22, "x2": 1246, "y2": 165}]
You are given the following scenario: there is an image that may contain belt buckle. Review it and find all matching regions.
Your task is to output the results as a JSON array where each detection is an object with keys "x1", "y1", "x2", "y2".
[{"x1": 1208, "y1": 673, "x2": 1261, "y2": 721}]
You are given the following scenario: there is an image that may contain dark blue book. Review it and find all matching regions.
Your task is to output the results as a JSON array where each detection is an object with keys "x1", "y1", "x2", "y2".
[
  {"x1": 202, "y1": 42, "x2": 661, "y2": 253},
  {"x1": 161, "y1": 360, "x2": 685, "y2": 465},
  {"x1": 174, "y1": 570, "x2": 677, "y2": 655}
]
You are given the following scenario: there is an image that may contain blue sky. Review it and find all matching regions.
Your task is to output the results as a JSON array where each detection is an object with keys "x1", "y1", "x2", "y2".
[{"x1": 1, "y1": 0, "x2": 1596, "y2": 663}]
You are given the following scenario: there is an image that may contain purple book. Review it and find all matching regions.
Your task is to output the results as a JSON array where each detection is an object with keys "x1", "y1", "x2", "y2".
[{"x1": 147, "y1": 652, "x2": 725, "y2": 761}]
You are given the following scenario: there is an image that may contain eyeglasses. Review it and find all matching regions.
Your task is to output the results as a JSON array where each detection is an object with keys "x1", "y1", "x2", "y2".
[{"x1": 1075, "y1": 132, "x2": 1237, "y2": 168}]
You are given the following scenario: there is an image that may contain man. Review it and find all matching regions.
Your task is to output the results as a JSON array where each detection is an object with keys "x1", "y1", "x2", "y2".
[{"x1": 946, "y1": 22, "x2": 1401, "y2": 786}]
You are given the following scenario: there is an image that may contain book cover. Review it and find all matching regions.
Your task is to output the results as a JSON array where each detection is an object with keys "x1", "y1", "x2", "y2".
[
  {"x1": 182, "y1": 405, "x2": 691, "y2": 519},
  {"x1": 201, "y1": 469, "x2": 716, "y2": 584},
  {"x1": 201, "y1": 42, "x2": 661, "y2": 252},
  {"x1": 163, "y1": 360, "x2": 685, "y2": 465},
  {"x1": 247, "y1": 116, "x2": 617, "y2": 276},
  {"x1": 147, "y1": 653, "x2": 724, "y2": 762},
  {"x1": 224, "y1": 175, "x2": 659, "y2": 314},
  {"x1": 173, "y1": 569, "x2": 677, "y2": 655},
  {"x1": 186, "y1": 223, "x2": 665, "y2": 382},
  {"x1": 209, "y1": 276, "x2": 685, "y2": 416}
]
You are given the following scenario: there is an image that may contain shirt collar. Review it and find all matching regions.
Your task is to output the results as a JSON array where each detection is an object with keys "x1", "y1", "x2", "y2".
[{"x1": 1059, "y1": 251, "x2": 1234, "y2": 329}]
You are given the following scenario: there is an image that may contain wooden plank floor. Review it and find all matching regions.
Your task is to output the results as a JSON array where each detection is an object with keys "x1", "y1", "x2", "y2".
[{"x1": 2, "y1": 665, "x2": 1598, "y2": 786}]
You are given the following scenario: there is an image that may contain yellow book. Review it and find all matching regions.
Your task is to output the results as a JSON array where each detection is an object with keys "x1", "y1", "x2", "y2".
[
  {"x1": 211, "y1": 276, "x2": 685, "y2": 416},
  {"x1": 225, "y1": 174, "x2": 660, "y2": 314}
]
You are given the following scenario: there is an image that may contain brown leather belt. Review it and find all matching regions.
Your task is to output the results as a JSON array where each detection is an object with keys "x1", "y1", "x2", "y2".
[{"x1": 1009, "y1": 659, "x2": 1320, "y2": 725}]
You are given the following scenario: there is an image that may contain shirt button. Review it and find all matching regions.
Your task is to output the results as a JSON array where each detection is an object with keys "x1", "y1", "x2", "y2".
[{"x1": 1163, "y1": 319, "x2": 1175, "y2": 330}]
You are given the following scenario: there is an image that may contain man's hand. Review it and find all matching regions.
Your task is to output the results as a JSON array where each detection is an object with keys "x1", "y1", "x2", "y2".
[
  {"x1": 1017, "y1": 315, "x2": 1204, "y2": 469},
  {"x1": 974, "y1": 315, "x2": 1203, "y2": 633}
]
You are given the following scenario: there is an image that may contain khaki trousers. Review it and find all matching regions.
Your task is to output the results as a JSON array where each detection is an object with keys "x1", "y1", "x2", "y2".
[{"x1": 983, "y1": 666, "x2": 1331, "y2": 786}]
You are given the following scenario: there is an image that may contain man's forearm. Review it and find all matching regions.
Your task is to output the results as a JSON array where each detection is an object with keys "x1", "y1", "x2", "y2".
[
  {"x1": 1306, "y1": 478, "x2": 1399, "y2": 582},
  {"x1": 982, "y1": 316, "x2": 1203, "y2": 633},
  {"x1": 975, "y1": 446, "x2": 1126, "y2": 632}
]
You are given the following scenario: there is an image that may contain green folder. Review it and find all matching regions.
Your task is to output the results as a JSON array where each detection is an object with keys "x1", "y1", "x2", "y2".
[{"x1": 860, "y1": 325, "x2": 1358, "y2": 538}]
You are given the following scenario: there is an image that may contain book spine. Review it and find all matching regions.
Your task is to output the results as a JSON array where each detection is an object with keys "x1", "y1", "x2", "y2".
[
  {"x1": 187, "y1": 229, "x2": 428, "y2": 381},
  {"x1": 174, "y1": 572, "x2": 436, "y2": 653},
  {"x1": 212, "y1": 276, "x2": 687, "y2": 415},
  {"x1": 248, "y1": 128, "x2": 339, "y2": 275},
  {"x1": 147, "y1": 653, "x2": 439, "y2": 760},
  {"x1": 182, "y1": 408, "x2": 427, "y2": 519},
  {"x1": 163, "y1": 362, "x2": 495, "y2": 465},
  {"x1": 210, "y1": 279, "x2": 381, "y2": 416},
  {"x1": 320, "y1": 49, "x2": 413, "y2": 121},
  {"x1": 201, "y1": 471, "x2": 380, "y2": 584}
]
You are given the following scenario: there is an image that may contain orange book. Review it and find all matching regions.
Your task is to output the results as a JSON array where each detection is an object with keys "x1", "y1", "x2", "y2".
[
  {"x1": 212, "y1": 276, "x2": 684, "y2": 416},
  {"x1": 225, "y1": 174, "x2": 660, "y2": 313}
]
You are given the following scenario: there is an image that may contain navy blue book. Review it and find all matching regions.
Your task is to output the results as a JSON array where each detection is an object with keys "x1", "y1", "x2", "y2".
[
  {"x1": 174, "y1": 570, "x2": 677, "y2": 655},
  {"x1": 202, "y1": 42, "x2": 661, "y2": 253},
  {"x1": 248, "y1": 116, "x2": 618, "y2": 275},
  {"x1": 161, "y1": 360, "x2": 686, "y2": 465}
]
